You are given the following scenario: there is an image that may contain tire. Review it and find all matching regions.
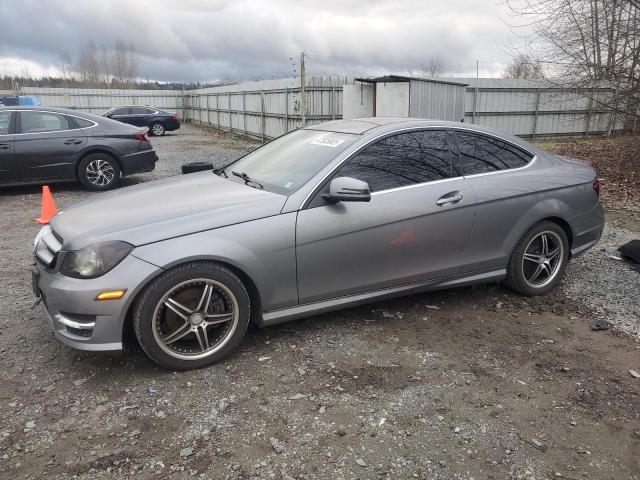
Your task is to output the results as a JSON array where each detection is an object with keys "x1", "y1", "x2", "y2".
[
  {"x1": 504, "y1": 221, "x2": 570, "y2": 296},
  {"x1": 78, "y1": 153, "x2": 120, "y2": 191},
  {"x1": 150, "y1": 122, "x2": 165, "y2": 136},
  {"x1": 133, "y1": 261, "x2": 250, "y2": 370}
]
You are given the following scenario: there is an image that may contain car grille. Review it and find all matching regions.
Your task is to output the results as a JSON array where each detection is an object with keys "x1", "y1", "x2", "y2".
[{"x1": 34, "y1": 226, "x2": 63, "y2": 269}]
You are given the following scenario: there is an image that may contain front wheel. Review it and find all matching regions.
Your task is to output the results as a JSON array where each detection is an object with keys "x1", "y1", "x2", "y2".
[
  {"x1": 133, "y1": 262, "x2": 250, "y2": 370},
  {"x1": 150, "y1": 122, "x2": 165, "y2": 136},
  {"x1": 78, "y1": 153, "x2": 120, "y2": 191},
  {"x1": 504, "y1": 221, "x2": 569, "y2": 296}
]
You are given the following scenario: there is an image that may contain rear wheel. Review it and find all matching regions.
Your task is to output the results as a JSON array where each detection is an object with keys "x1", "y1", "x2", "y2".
[
  {"x1": 133, "y1": 262, "x2": 250, "y2": 370},
  {"x1": 78, "y1": 153, "x2": 120, "y2": 191},
  {"x1": 504, "y1": 221, "x2": 569, "y2": 296},
  {"x1": 150, "y1": 122, "x2": 165, "y2": 136}
]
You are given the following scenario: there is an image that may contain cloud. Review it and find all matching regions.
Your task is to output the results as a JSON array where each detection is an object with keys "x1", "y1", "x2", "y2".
[{"x1": 0, "y1": 0, "x2": 514, "y2": 81}]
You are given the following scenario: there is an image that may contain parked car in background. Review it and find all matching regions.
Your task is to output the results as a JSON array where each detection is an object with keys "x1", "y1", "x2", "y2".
[
  {"x1": 103, "y1": 106, "x2": 180, "y2": 136},
  {"x1": 31, "y1": 118, "x2": 603, "y2": 370},
  {"x1": 0, "y1": 106, "x2": 157, "y2": 191}
]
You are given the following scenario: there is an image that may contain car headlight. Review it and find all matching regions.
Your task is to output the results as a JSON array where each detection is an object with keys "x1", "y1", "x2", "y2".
[{"x1": 60, "y1": 241, "x2": 133, "y2": 279}]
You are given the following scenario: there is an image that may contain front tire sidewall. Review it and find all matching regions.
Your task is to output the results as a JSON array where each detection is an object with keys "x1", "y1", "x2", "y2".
[
  {"x1": 150, "y1": 122, "x2": 165, "y2": 136},
  {"x1": 133, "y1": 262, "x2": 250, "y2": 370},
  {"x1": 505, "y1": 221, "x2": 569, "y2": 296},
  {"x1": 78, "y1": 154, "x2": 120, "y2": 191}
]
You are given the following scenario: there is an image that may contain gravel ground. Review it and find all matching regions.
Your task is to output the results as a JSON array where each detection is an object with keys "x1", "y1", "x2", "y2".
[{"x1": 0, "y1": 124, "x2": 639, "y2": 480}]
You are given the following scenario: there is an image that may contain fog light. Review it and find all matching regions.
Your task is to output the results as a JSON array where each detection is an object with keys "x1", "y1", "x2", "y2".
[{"x1": 95, "y1": 289, "x2": 126, "y2": 301}]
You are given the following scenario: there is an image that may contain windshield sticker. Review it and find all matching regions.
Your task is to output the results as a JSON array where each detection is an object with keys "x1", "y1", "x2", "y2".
[{"x1": 311, "y1": 137, "x2": 345, "y2": 148}]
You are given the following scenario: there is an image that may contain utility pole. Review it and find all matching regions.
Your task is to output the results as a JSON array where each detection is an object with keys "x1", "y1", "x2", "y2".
[
  {"x1": 300, "y1": 51, "x2": 306, "y2": 127},
  {"x1": 476, "y1": 60, "x2": 479, "y2": 79}
]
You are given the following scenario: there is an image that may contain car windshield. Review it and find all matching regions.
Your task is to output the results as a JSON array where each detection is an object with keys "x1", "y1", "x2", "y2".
[{"x1": 223, "y1": 129, "x2": 359, "y2": 194}]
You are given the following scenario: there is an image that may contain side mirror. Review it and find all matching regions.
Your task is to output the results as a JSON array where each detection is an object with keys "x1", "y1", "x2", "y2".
[{"x1": 323, "y1": 177, "x2": 371, "y2": 203}]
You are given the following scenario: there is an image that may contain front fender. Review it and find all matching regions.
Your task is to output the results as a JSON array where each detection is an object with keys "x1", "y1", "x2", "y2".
[{"x1": 130, "y1": 212, "x2": 298, "y2": 312}]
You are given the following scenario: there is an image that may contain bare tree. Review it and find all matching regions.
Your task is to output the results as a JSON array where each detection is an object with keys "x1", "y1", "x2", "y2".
[
  {"x1": 419, "y1": 57, "x2": 443, "y2": 77},
  {"x1": 76, "y1": 40, "x2": 102, "y2": 87},
  {"x1": 504, "y1": 54, "x2": 544, "y2": 79},
  {"x1": 505, "y1": 0, "x2": 640, "y2": 121},
  {"x1": 57, "y1": 52, "x2": 72, "y2": 85}
]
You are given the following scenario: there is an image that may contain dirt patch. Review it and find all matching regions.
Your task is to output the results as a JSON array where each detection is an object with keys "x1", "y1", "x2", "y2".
[{"x1": 0, "y1": 125, "x2": 639, "y2": 479}]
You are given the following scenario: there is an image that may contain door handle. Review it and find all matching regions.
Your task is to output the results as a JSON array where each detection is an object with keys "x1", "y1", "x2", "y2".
[
  {"x1": 436, "y1": 192, "x2": 464, "y2": 206},
  {"x1": 0, "y1": 144, "x2": 10, "y2": 149},
  {"x1": 64, "y1": 139, "x2": 82, "y2": 145}
]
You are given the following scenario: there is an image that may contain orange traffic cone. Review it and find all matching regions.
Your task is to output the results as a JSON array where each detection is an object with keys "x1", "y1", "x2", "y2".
[{"x1": 36, "y1": 186, "x2": 58, "y2": 224}]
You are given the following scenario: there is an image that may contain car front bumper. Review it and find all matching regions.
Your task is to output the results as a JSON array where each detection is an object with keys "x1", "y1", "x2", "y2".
[
  {"x1": 33, "y1": 253, "x2": 162, "y2": 352},
  {"x1": 122, "y1": 148, "x2": 158, "y2": 176}
]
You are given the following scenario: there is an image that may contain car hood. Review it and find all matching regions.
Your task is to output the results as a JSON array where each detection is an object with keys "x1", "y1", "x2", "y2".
[{"x1": 50, "y1": 172, "x2": 287, "y2": 249}]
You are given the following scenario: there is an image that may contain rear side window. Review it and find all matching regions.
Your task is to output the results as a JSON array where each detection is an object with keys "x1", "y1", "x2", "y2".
[
  {"x1": 335, "y1": 130, "x2": 452, "y2": 192},
  {"x1": 20, "y1": 111, "x2": 70, "y2": 133},
  {"x1": 0, "y1": 112, "x2": 11, "y2": 134},
  {"x1": 129, "y1": 107, "x2": 148, "y2": 114},
  {"x1": 456, "y1": 132, "x2": 532, "y2": 175},
  {"x1": 70, "y1": 116, "x2": 94, "y2": 128}
]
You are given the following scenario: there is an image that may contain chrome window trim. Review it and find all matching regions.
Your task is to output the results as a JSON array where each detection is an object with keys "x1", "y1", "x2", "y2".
[
  {"x1": 462, "y1": 155, "x2": 538, "y2": 179},
  {"x1": 4, "y1": 109, "x2": 99, "y2": 136},
  {"x1": 302, "y1": 124, "x2": 537, "y2": 208},
  {"x1": 370, "y1": 175, "x2": 463, "y2": 196}
]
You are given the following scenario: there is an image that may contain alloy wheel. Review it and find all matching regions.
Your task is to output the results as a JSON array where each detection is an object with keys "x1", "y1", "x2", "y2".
[
  {"x1": 152, "y1": 278, "x2": 239, "y2": 360},
  {"x1": 85, "y1": 159, "x2": 115, "y2": 186},
  {"x1": 152, "y1": 123, "x2": 165, "y2": 135},
  {"x1": 521, "y1": 231, "x2": 564, "y2": 288}
]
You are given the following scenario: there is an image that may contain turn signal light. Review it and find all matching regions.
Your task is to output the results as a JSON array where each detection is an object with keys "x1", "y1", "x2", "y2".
[{"x1": 95, "y1": 289, "x2": 126, "y2": 301}]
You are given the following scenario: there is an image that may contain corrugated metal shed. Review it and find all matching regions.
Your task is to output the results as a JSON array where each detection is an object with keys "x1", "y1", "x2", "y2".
[{"x1": 353, "y1": 75, "x2": 468, "y2": 122}]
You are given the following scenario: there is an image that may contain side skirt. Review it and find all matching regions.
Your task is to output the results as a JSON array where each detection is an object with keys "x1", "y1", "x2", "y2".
[{"x1": 260, "y1": 268, "x2": 507, "y2": 327}]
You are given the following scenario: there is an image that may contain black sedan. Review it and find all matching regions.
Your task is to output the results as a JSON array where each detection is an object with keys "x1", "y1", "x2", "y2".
[
  {"x1": 0, "y1": 106, "x2": 157, "y2": 191},
  {"x1": 103, "y1": 106, "x2": 180, "y2": 136}
]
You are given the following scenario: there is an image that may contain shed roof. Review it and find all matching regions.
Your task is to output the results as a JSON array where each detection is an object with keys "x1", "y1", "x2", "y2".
[{"x1": 354, "y1": 75, "x2": 468, "y2": 87}]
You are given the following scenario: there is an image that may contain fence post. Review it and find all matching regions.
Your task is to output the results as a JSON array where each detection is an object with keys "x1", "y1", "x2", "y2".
[
  {"x1": 243, "y1": 91, "x2": 247, "y2": 136},
  {"x1": 608, "y1": 88, "x2": 618, "y2": 137},
  {"x1": 260, "y1": 90, "x2": 265, "y2": 143},
  {"x1": 331, "y1": 86, "x2": 336, "y2": 120},
  {"x1": 206, "y1": 94, "x2": 210, "y2": 125},
  {"x1": 472, "y1": 87, "x2": 478, "y2": 124},
  {"x1": 584, "y1": 93, "x2": 593, "y2": 138},
  {"x1": 181, "y1": 87, "x2": 185, "y2": 121},
  {"x1": 216, "y1": 94, "x2": 220, "y2": 130},
  {"x1": 531, "y1": 89, "x2": 541, "y2": 139},
  {"x1": 284, "y1": 87, "x2": 289, "y2": 133}
]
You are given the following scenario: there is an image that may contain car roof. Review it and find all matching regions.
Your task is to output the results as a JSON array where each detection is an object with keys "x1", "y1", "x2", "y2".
[{"x1": 305, "y1": 117, "x2": 537, "y2": 154}]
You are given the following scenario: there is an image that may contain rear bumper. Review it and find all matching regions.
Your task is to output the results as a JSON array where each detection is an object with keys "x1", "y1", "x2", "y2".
[
  {"x1": 33, "y1": 254, "x2": 162, "y2": 352},
  {"x1": 569, "y1": 202, "x2": 605, "y2": 256},
  {"x1": 164, "y1": 118, "x2": 180, "y2": 131},
  {"x1": 121, "y1": 148, "x2": 157, "y2": 176}
]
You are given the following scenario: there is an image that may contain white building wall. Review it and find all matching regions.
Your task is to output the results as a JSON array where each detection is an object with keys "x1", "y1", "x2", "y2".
[{"x1": 375, "y1": 82, "x2": 409, "y2": 117}]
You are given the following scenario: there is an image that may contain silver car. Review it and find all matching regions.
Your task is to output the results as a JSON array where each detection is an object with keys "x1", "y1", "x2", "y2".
[{"x1": 32, "y1": 118, "x2": 604, "y2": 369}]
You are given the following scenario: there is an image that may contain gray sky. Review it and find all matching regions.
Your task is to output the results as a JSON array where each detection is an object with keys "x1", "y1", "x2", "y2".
[{"x1": 0, "y1": 0, "x2": 519, "y2": 81}]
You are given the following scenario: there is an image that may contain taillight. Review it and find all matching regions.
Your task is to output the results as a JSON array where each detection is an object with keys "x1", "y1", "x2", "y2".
[
  {"x1": 593, "y1": 179, "x2": 600, "y2": 196},
  {"x1": 171, "y1": 113, "x2": 177, "y2": 120},
  {"x1": 134, "y1": 133, "x2": 147, "y2": 142}
]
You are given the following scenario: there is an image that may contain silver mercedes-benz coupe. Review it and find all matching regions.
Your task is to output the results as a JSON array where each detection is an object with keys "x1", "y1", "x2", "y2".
[{"x1": 32, "y1": 118, "x2": 604, "y2": 369}]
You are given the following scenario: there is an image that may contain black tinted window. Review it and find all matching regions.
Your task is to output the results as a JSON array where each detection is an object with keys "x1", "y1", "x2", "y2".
[
  {"x1": 130, "y1": 107, "x2": 147, "y2": 114},
  {"x1": 0, "y1": 112, "x2": 10, "y2": 134},
  {"x1": 335, "y1": 130, "x2": 452, "y2": 192},
  {"x1": 457, "y1": 132, "x2": 532, "y2": 175},
  {"x1": 20, "y1": 111, "x2": 69, "y2": 133},
  {"x1": 112, "y1": 107, "x2": 130, "y2": 115},
  {"x1": 71, "y1": 117, "x2": 94, "y2": 128}
]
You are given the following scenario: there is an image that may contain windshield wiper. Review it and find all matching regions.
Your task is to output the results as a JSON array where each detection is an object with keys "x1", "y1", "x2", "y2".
[
  {"x1": 232, "y1": 170, "x2": 263, "y2": 189},
  {"x1": 213, "y1": 167, "x2": 228, "y2": 178}
]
